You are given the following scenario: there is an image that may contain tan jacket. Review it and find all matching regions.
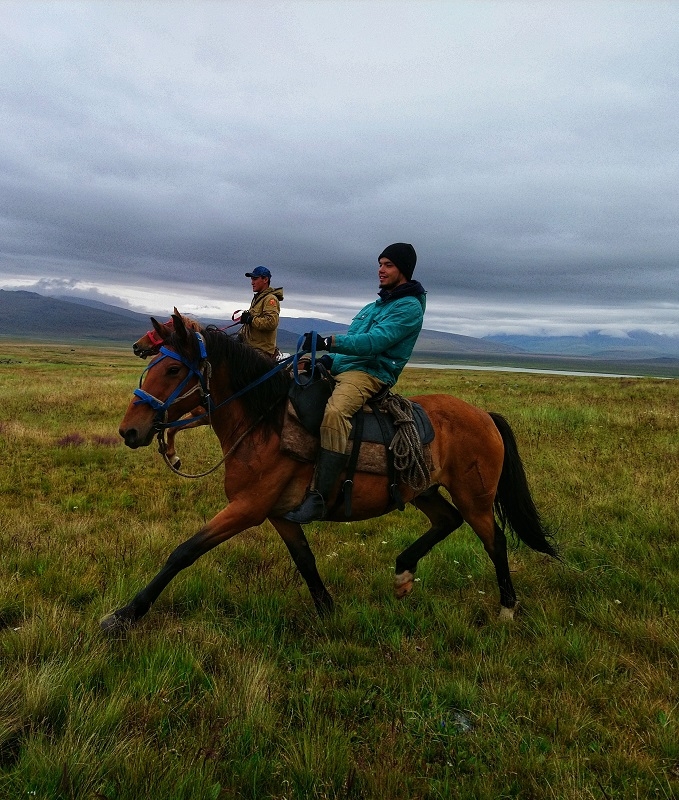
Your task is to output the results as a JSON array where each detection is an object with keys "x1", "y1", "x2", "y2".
[{"x1": 238, "y1": 286, "x2": 283, "y2": 355}]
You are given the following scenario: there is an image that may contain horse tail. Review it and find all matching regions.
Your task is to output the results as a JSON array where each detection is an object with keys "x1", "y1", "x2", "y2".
[{"x1": 489, "y1": 412, "x2": 559, "y2": 559}]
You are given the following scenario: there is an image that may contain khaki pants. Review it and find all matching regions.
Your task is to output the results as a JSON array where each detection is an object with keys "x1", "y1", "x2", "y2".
[{"x1": 320, "y1": 370, "x2": 386, "y2": 454}]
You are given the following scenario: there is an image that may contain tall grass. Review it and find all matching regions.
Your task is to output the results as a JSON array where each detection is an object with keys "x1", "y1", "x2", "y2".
[{"x1": 0, "y1": 341, "x2": 677, "y2": 799}]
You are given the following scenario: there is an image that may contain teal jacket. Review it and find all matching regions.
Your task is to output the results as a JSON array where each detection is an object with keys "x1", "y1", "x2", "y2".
[{"x1": 328, "y1": 281, "x2": 426, "y2": 387}]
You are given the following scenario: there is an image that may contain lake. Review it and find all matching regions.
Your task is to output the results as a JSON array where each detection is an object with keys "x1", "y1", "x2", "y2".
[{"x1": 407, "y1": 362, "x2": 648, "y2": 379}]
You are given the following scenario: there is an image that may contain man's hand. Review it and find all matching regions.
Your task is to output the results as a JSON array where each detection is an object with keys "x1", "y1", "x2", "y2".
[
  {"x1": 302, "y1": 332, "x2": 331, "y2": 352},
  {"x1": 296, "y1": 353, "x2": 332, "y2": 376},
  {"x1": 240, "y1": 311, "x2": 253, "y2": 325}
]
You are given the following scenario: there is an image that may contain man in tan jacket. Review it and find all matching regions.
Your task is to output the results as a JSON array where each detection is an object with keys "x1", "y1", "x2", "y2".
[{"x1": 237, "y1": 266, "x2": 284, "y2": 356}]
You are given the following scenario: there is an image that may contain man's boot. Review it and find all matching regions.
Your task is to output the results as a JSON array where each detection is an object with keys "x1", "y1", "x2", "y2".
[{"x1": 284, "y1": 448, "x2": 348, "y2": 524}]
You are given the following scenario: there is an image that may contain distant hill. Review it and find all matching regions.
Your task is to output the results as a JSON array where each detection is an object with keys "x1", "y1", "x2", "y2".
[
  {"x1": 0, "y1": 290, "x2": 153, "y2": 342},
  {"x1": 0, "y1": 289, "x2": 521, "y2": 358},
  {"x1": 3, "y1": 291, "x2": 678, "y2": 376},
  {"x1": 485, "y1": 331, "x2": 679, "y2": 360}
]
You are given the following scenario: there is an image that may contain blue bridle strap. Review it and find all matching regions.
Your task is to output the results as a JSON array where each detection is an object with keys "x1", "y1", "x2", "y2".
[
  {"x1": 292, "y1": 331, "x2": 319, "y2": 385},
  {"x1": 133, "y1": 343, "x2": 208, "y2": 419},
  {"x1": 132, "y1": 330, "x2": 301, "y2": 430}
]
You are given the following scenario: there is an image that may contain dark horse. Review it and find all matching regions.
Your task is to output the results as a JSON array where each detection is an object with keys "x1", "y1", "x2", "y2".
[{"x1": 102, "y1": 312, "x2": 557, "y2": 631}]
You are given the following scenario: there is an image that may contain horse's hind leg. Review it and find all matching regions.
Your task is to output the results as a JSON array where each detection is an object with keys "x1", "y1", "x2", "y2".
[
  {"x1": 394, "y1": 486, "x2": 464, "y2": 598},
  {"x1": 491, "y1": 522, "x2": 517, "y2": 619},
  {"x1": 464, "y1": 508, "x2": 517, "y2": 619}
]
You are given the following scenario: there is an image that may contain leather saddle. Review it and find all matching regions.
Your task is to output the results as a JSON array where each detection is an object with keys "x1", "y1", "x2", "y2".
[{"x1": 281, "y1": 384, "x2": 434, "y2": 476}]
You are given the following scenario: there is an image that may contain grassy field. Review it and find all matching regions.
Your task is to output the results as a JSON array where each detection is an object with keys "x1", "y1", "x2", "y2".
[{"x1": 0, "y1": 340, "x2": 677, "y2": 799}]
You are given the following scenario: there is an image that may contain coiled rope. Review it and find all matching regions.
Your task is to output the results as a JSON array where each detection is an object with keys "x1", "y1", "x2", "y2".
[{"x1": 378, "y1": 393, "x2": 430, "y2": 492}]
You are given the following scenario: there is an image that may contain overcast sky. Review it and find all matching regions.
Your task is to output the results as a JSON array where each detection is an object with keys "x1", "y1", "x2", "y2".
[{"x1": 1, "y1": 1, "x2": 678, "y2": 338}]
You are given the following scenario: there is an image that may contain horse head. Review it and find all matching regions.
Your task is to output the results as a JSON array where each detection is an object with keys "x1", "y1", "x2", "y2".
[
  {"x1": 120, "y1": 309, "x2": 209, "y2": 449},
  {"x1": 132, "y1": 307, "x2": 201, "y2": 358}
]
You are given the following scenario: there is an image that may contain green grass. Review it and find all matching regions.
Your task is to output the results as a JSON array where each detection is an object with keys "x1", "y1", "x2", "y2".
[{"x1": 0, "y1": 342, "x2": 677, "y2": 798}]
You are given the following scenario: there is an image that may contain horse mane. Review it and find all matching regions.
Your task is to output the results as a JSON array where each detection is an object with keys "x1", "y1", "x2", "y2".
[
  {"x1": 164, "y1": 314, "x2": 201, "y2": 332},
  {"x1": 169, "y1": 324, "x2": 291, "y2": 434}
]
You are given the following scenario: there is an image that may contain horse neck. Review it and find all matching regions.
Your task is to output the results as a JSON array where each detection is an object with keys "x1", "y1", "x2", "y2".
[
  {"x1": 205, "y1": 362, "x2": 241, "y2": 436},
  {"x1": 206, "y1": 357, "x2": 286, "y2": 446}
]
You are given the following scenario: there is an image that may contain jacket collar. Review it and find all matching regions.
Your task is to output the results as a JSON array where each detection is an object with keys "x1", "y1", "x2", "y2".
[{"x1": 378, "y1": 279, "x2": 426, "y2": 304}]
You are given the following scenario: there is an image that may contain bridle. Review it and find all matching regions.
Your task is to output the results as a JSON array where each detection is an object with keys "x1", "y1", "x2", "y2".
[
  {"x1": 133, "y1": 326, "x2": 166, "y2": 359},
  {"x1": 131, "y1": 330, "x2": 302, "y2": 477},
  {"x1": 135, "y1": 316, "x2": 241, "y2": 360},
  {"x1": 133, "y1": 331, "x2": 213, "y2": 427}
]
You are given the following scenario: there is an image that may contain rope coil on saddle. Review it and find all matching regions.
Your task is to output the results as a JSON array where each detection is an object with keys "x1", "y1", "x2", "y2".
[{"x1": 378, "y1": 393, "x2": 430, "y2": 492}]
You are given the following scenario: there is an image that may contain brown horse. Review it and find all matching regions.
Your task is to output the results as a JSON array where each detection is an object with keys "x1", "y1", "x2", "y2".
[
  {"x1": 132, "y1": 310, "x2": 208, "y2": 469},
  {"x1": 103, "y1": 312, "x2": 557, "y2": 632}
]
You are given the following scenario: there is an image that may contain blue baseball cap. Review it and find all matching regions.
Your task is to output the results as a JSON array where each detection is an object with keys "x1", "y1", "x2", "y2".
[{"x1": 245, "y1": 266, "x2": 271, "y2": 279}]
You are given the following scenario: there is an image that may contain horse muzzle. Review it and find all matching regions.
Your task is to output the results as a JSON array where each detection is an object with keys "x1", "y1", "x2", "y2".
[
  {"x1": 119, "y1": 425, "x2": 156, "y2": 449},
  {"x1": 132, "y1": 343, "x2": 154, "y2": 359}
]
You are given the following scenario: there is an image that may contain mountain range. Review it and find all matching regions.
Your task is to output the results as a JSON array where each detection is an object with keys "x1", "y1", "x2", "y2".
[
  {"x1": 486, "y1": 331, "x2": 679, "y2": 360},
  {"x1": 1, "y1": 289, "x2": 678, "y2": 376},
  {"x1": 0, "y1": 289, "x2": 517, "y2": 359}
]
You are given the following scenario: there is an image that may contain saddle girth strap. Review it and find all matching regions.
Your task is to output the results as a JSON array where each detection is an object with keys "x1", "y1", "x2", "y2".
[
  {"x1": 371, "y1": 405, "x2": 406, "y2": 512},
  {"x1": 341, "y1": 410, "x2": 365, "y2": 518}
]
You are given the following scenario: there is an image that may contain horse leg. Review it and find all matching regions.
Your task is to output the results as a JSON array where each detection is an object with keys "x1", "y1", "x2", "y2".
[
  {"x1": 394, "y1": 487, "x2": 464, "y2": 598},
  {"x1": 491, "y1": 521, "x2": 518, "y2": 620},
  {"x1": 464, "y1": 508, "x2": 517, "y2": 619},
  {"x1": 165, "y1": 427, "x2": 180, "y2": 469},
  {"x1": 100, "y1": 499, "x2": 265, "y2": 632},
  {"x1": 165, "y1": 407, "x2": 208, "y2": 470},
  {"x1": 269, "y1": 517, "x2": 334, "y2": 616}
]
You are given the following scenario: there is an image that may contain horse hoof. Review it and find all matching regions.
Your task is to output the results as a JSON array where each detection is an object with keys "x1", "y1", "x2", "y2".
[
  {"x1": 169, "y1": 456, "x2": 181, "y2": 471},
  {"x1": 394, "y1": 570, "x2": 415, "y2": 599},
  {"x1": 99, "y1": 612, "x2": 132, "y2": 633},
  {"x1": 498, "y1": 605, "x2": 516, "y2": 621}
]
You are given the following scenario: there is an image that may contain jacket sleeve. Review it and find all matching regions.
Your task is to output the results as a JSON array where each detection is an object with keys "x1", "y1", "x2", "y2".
[
  {"x1": 251, "y1": 297, "x2": 280, "y2": 331},
  {"x1": 331, "y1": 298, "x2": 423, "y2": 356}
]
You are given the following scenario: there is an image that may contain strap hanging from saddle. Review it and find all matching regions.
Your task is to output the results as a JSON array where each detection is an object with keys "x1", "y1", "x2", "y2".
[
  {"x1": 337, "y1": 404, "x2": 406, "y2": 518},
  {"x1": 371, "y1": 404, "x2": 406, "y2": 512},
  {"x1": 341, "y1": 408, "x2": 364, "y2": 518}
]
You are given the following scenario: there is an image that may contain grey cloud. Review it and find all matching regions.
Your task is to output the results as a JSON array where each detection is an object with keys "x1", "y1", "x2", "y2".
[{"x1": 1, "y1": 1, "x2": 678, "y2": 335}]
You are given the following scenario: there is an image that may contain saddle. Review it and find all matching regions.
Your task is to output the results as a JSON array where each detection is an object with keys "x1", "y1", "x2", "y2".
[
  {"x1": 281, "y1": 377, "x2": 435, "y2": 514},
  {"x1": 281, "y1": 397, "x2": 434, "y2": 467},
  {"x1": 285, "y1": 364, "x2": 434, "y2": 449}
]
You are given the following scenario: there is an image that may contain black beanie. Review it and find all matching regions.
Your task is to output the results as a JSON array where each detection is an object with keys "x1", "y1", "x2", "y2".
[{"x1": 378, "y1": 243, "x2": 417, "y2": 281}]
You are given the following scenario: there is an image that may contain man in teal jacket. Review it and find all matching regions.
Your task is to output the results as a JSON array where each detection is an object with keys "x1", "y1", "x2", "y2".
[{"x1": 285, "y1": 243, "x2": 426, "y2": 524}]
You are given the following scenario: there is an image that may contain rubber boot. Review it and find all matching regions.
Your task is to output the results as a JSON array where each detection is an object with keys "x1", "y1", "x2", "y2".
[{"x1": 284, "y1": 448, "x2": 348, "y2": 524}]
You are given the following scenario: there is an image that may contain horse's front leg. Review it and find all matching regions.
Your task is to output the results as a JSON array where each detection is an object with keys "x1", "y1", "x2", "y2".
[
  {"x1": 269, "y1": 517, "x2": 334, "y2": 616},
  {"x1": 100, "y1": 500, "x2": 264, "y2": 632},
  {"x1": 165, "y1": 407, "x2": 208, "y2": 470},
  {"x1": 164, "y1": 427, "x2": 180, "y2": 469}
]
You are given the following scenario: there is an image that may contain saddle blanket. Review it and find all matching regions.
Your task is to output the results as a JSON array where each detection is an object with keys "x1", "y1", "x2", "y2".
[{"x1": 279, "y1": 400, "x2": 435, "y2": 476}]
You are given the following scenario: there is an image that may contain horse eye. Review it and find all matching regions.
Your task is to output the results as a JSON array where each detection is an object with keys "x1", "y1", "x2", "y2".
[{"x1": 167, "y1": 365, "x2": 181, "y2": 376}]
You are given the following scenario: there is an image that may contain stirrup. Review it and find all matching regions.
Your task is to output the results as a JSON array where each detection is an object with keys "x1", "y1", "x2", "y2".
[{"x1": 283, "y1": 490, "x2": 327, "y2": 524}]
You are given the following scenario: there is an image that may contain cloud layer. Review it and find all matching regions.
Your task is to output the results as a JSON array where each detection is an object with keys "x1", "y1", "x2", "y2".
[{"x1": 1, "y1": 1, "x2": 678, "y2": 336}]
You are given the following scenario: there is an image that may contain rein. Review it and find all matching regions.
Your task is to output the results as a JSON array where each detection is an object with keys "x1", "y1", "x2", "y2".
[
  {"x1": 133, "y1": 330, "x2": 317, "y2": 477},
  {"x1": 134, "y1": 332, "x2": 296, "y2": 429},
  {"x1": 156, "y1": 408, "x2": 274, "y2": 479}
]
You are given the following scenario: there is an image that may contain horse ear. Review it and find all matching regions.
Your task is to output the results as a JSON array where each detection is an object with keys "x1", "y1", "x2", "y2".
[
  {"x1": 150, "y1": 317, "x2": 172, "y2": 341},
  {"x1": 171, "y1": 309, "x2": 189, "y2": 342}
]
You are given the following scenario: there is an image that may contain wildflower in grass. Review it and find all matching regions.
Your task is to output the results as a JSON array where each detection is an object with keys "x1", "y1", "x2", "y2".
[
  {"x1": 92, "y1": 434, "x2": 120, "y2": 446},
  {"x1": 57, "y1": 432, "x2": 86, "y2": 447}
]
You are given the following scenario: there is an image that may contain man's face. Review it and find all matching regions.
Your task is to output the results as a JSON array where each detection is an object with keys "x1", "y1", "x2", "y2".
[
  {"x1": 251, "y1": 276, "x2": 269, "y2": 293},
  {"x1": 378, "y1": 258, "x2": 407, "y2": 291}
]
